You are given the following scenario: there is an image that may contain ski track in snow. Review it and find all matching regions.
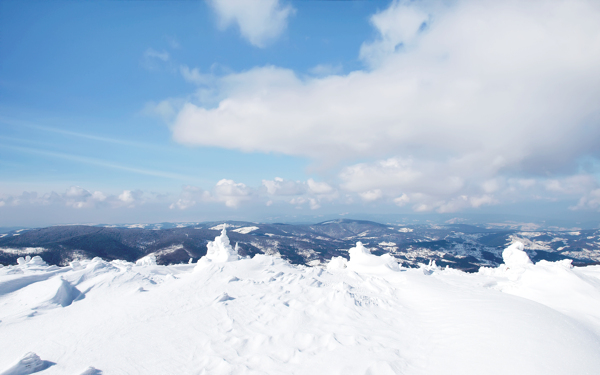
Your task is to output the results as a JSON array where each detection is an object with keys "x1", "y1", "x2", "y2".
[{"x1": 1, "y1": 232, "x2": 600, "y2": 374}]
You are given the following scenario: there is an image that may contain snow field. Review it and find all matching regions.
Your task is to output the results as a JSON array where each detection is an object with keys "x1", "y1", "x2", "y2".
[{"x1": 1, "y1": 230, "x2": 600, "y2": 374}]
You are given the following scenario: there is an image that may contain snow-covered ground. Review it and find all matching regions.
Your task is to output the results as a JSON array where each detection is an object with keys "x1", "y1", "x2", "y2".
[{"x1": 1, "y1": 230, "x2": 600, "y2": 374}]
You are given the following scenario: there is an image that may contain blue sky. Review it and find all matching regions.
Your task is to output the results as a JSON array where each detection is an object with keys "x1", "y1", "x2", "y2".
[{"x1": 1, "y1": 0, "x2": 600, "y2": 227}]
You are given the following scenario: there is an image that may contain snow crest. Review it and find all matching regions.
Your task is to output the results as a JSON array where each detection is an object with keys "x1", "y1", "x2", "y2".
[
  {"x1": 327, "y1": 242, "x2": 400, "y2": 273},
  {"x1": 136, "y1": 254, "x2": 157, "y2": 267},
  {"x1": 2, "y1": 241, "x2": 600, "y2": 374},
  {"x1": 346, "y1": 241, "x2": 399, "y2": 274},
  {"x1": 502, "y1": 242, "x2": 532, "y2": 269}
]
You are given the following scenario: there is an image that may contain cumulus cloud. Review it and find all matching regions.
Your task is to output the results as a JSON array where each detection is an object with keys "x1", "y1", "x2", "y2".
[
  {"x1": 289, "y1": 196, "x2": 320, "y2": 210},
  {"x1": 359, "y1": 0, "x2": 429, "y2": 67},
  {"x1": 174, "y1": 0, "x2": 600, "y2": 167},
  {"x1": 213, "y1": 179, "x2": 253, "y2": 207},
  {"x1": 207, "y1": 0, "x2": 294, "y2": 47},
  {"x1": 168, "y1": 177, "x2": 342, "y2": 211},
  {"x1": 573, "y1": 189, "x2": 600, "y2": 211},
  {"x1": 169, "y1": 185, "x2": 210, "y2": 210},
  {"x1": 359, "y1": 189, "x2": 383, "y2": 202},
  {"x1": 307, "y1": 178, "x2": 335, "y2": 195},
  {"x1": 167, "y1": 0, "x2": 600, "y2": 212},
  {"x1": 64, "y1": 186, "x2": 106, "y2": 209},
  {"x1": 0, "y1": 187, "x2": 151, "y2": 210},
  {"x1": 258, "y1": 177, "x2": 339, "y2": 210},
  {"x1": 262, "y1": 177, "x2": 307, "y2": 196},
  {"x1": 118, "y1": 190, "x2": 145, "y2": 208},
  {"x1": 171, "y1": 179, "x2": 253, "y2": 209}
]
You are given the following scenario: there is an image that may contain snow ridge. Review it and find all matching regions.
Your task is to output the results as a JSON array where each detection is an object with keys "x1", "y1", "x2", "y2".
[{"x1": 1, "y1": 240, "x2": 600, "y2": 374}]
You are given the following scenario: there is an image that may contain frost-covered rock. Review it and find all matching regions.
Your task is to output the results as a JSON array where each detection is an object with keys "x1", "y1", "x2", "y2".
[
  {"x1": 346, "y1": 242, "x2": 399, "y2": 274},
  {"x1": 203, "y1": 227, "x2": 239, "y2": 263},
  {"x1": 502, "y1": 242, "x2": 532, "y2": 269},
  {"x1": 136, "y1": 254, "x2": 157, "y2": 267}
]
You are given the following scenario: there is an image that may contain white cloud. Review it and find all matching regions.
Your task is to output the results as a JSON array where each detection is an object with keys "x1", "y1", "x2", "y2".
[
  {"x1": 289, "y1": 196, "x2": 320, "y2": 210},
  {"x1": 0, "y1": 187, "x2": 153, "y2": 210},
  {"x1": 307, "y1": 178, "x2": 335, "y2": 195},
  {"x1": 180, "y1": 65, "x2": 213, "y2": 85},
  {"x1": 169, "y1": 186, "x2": 210, "y2": 210},
  {"x1": 262, "y1": 177, "x2": 306, "y2": 195},
  {"x1": 573, "y1": 189, "x2": 600, "y2": 211},
  {"x1": 170, "y1": 180, "x2": 255, "y2": 210},
  {"x1": 207, "y1": 0, "x2": 294, "y2": 47},
  {"x1": 168, "y1": 0, "x2": 600, "y2": 212},
  {"x1": 173, "y1": 0, "x2": 600, "y2": 166},
  {"x1": 144, "y1": 48, "x2": 170, "y2": 61},
  {"x1": 65, "y1": 186, "x2": 96, "y2": 209},
  {"x1": 213, "y1": 179, "x2": 252, "y2": 207},
  {"x1": 359, "y1": 189, "x2": 383, "y2": 202},
  {"x1": 393, "y1": 194, "x2": 410, "y2": 207},
  {"x1": 142, "y1": 99, "x2": 184, "y2": 123},
  {"x1": 309, "y1": 64, "x2": 343, "y2": 76},
  {"x1": 359, "y1": 1, "x2": 429, "y2": 67},
  {"x1": 544, "y1": 175, "x2": 598, "y2": 195}
]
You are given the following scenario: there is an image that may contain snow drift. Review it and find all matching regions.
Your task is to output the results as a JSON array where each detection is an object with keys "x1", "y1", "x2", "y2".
[{"x1": 1, "y1": 235, "x2": 600, "y2": 374}]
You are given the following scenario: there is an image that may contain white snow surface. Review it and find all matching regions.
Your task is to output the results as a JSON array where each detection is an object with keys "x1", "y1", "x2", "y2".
[{"x1": 1, "y1": 239, "x2": 600, "y2": 374}]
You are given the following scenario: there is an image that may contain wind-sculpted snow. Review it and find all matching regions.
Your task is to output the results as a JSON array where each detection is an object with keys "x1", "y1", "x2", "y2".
[
  {"x1": 1, "y1": 237, "x2": 600, "y2": 374},
  {"x1": 0, "y1": 352, "x2": 51, "y2": 375},
  {"x1": 202, "y1": 227, "x2": 240, "y2": 263},
  {"x1": 327, "y1": 241, "x2": 400, "y2": 274},
  {"x1": 501, "y1": 241, "x2": 533, "y2": 269}
]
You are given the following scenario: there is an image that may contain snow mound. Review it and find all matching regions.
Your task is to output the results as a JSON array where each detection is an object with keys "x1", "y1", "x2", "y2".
[
  {"x1": 50, "y1": 278, "x2": 83, "y2": 307},
  {"x1": 0, "y1": 352, "x2": 47, "y2": 375},
  {"x1": 135, "y1": 254, "x2": 157, "y2": 267},
  {"x1": 327, "y1": 256, "x2": 348, "y2": 271},
  {"x1": 502, "y1": 242, "x2": 532, "y2": 269},
  {"x1": 2, "y1": 242, "x2": 600, "y2": 374},
  {"x1": 202, "y1": 228, "x2": 239, "y2": 263},
  {"x1": 214, "y1": 292, "x2": 235, "y2": 303},
  {"x1": 346, "y1": 242, "x2": 399, "y2": 274},
  {"x1": 78, "y1": 366, "x2": 101, "y2": 375}
]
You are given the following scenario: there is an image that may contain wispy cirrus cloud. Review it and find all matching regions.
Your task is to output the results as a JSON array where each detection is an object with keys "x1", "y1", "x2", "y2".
[{"x1": 1, "y1": 143, "x2": 194, "y2": 181}]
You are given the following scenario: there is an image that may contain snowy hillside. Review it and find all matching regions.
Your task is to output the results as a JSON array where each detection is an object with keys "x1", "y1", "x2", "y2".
[{"x1": 1, "y1": 229, "x2": 600, "y2": 374}]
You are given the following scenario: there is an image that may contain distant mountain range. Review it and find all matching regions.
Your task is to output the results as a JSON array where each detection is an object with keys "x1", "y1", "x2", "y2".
[{"x1": 1, "y1": 219, "x2": 599, "y2": 271}]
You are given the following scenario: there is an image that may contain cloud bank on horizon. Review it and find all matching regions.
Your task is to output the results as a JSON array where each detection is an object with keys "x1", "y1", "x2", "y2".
[{"x1": 1, "y1": 0, "x2": 600, "y2": 225}]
